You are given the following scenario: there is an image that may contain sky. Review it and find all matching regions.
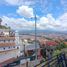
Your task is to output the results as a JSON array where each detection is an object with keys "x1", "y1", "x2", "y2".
[{"x1": 0, "y1": 0, "x2": 67, "y2": 32}]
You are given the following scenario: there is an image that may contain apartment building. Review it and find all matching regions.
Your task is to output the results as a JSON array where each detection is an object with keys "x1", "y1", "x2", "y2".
[{"x1": 0, "y1": 19, "x2": 20, "y2": 65}]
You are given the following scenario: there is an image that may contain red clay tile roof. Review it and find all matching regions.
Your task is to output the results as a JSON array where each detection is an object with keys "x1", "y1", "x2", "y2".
[
  {"x1": 0, "y1": 36, "x2": 15, "y2": 40},
  {"x1": 46, "y1": 41, "x2": 58, "y2": 46},
  {"x1": 40, "y1": 40, "x2": 58, "y2": 46},
  {"x1": 64, "y1": 42, "x2": 67, "y2": 45},
  {"x1": 0, "y1": 42, "x2": 16, "y2": 47}
]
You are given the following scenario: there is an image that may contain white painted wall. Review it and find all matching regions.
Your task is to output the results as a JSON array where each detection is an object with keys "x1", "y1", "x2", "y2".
[
  {"x1": 3, "y1": 32, "x2": 9, "y2": 36},
  {"x1": 0, "y1": 46, "x2": 18, "y2": 51},
  {"x1": 0, "y1": 49, "x2": 20, "y2": 63}
]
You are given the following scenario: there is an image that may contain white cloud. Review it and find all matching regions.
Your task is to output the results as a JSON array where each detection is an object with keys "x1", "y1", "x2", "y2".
[
  {"x1": 37, "y1": 14, "x2": 59, "y2": 30},
  {"x1": 17, "y1": 5, "x2": 34, "y2": 18},
  {"x1": 56, "y1": 13, "x2": 67, "y2": 31},
  {"x1": 1, "y1": 13, "x2": 67, "y2": 31},
  {"x1": 5, "y1": 0, "x2": 34, "y2": 6},
  {"x1": 2, "y1": 16, "x2": 35, "y2": 30},
  {"x1": 5, "y1": 0, "x2": 19, "y2": 5},
  {"x1": 37, "y1": 13, "x2": 67, "y2": 31}
]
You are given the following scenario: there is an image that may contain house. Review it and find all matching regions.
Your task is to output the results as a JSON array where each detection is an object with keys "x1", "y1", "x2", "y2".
[
  {"x1": 20, "y1": 39, "x2": 40, "y2": 56},
  {"x1": 0, "y1": 19, "x2": 20, "y2": 66}
]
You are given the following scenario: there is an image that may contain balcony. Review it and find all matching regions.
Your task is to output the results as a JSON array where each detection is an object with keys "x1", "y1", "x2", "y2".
[{"x1": 0, "y1": 45, "x2": 19, "y2": 52}]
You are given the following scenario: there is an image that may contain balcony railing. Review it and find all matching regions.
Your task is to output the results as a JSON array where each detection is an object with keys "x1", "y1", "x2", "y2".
[
  {"x1": 35, "y1": 53, "x2": 67, "y2": 67},
  {"x1": 0, "y1": 46, "x2": 18, "y2": 52}
]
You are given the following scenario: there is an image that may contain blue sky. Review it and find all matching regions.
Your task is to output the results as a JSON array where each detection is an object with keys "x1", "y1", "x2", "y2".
[
  {"x1": 0, "y1": 0, "x2": 65, "y2": 18},
  {"x1": 0, "y1": 0, "x2": 67, "y2": 31}
]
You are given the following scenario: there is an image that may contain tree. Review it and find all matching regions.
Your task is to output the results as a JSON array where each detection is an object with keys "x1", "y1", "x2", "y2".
[
  {"x1": 56, "y1": 41, "x2": 67, "y2": 50},
  {"x1": 40, "y1": 48, "x2": 46, "y2": 59}
]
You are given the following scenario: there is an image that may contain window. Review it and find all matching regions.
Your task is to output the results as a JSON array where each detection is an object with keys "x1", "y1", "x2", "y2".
[
  {"x1": 3, "y1": 48, "x2": 5, "y2": 50},
  {"x1": 9, "y1": 47, "x2": 10, "y2": 48},
  {"x1": 4, "y1": 40, "x2": 5, "y2": 42},
  {"x1": 10, "y1": 40, "x2": 14, "y2": 42},
  {"x1": 13, "y1": 46, "x2": 15, "y2": 48},
  {"x1": 8, "y1": 40, "x2": 10, "y2": 42},
  {"x1": 0, "y1": 40, "x2": 4, "y2": 43},
  {"x1": 17, "y1": 47, "x2": 19, "y2": 49},
  {"x1": 6, "y1": 40, "x2": 9, "y2": 43}
]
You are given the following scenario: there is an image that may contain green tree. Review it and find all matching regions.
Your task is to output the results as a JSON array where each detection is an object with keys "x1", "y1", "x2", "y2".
[
  {"x1": 40, "y1": 48, "x2": 46, "y2": 59},
  {"x1": 56, "y1": 41, "x2": 67, "y2": 50}
]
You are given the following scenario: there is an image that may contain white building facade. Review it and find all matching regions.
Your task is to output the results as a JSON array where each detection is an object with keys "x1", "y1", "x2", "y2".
[{"x1": 0, "y1": 29, "x2": 20, "y2": 64}]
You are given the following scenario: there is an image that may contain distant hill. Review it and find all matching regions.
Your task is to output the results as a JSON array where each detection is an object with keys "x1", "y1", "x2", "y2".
[{"x1": 19, "y1": 30, "x2": 67, "y2": 35}]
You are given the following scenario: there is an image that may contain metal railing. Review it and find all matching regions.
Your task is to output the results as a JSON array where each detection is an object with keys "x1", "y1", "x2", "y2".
[
  {"x1": 35, "y1": 53, "x2": 67, "y2": 67},
  {"x1": 1, "y1": 53, "x2": 67, "y2": 67}
]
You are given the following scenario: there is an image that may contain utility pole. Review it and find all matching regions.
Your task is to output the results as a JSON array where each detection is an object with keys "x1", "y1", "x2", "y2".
[{"x1": 24, "y1": 44, "x2": 25, "y2": 56}]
